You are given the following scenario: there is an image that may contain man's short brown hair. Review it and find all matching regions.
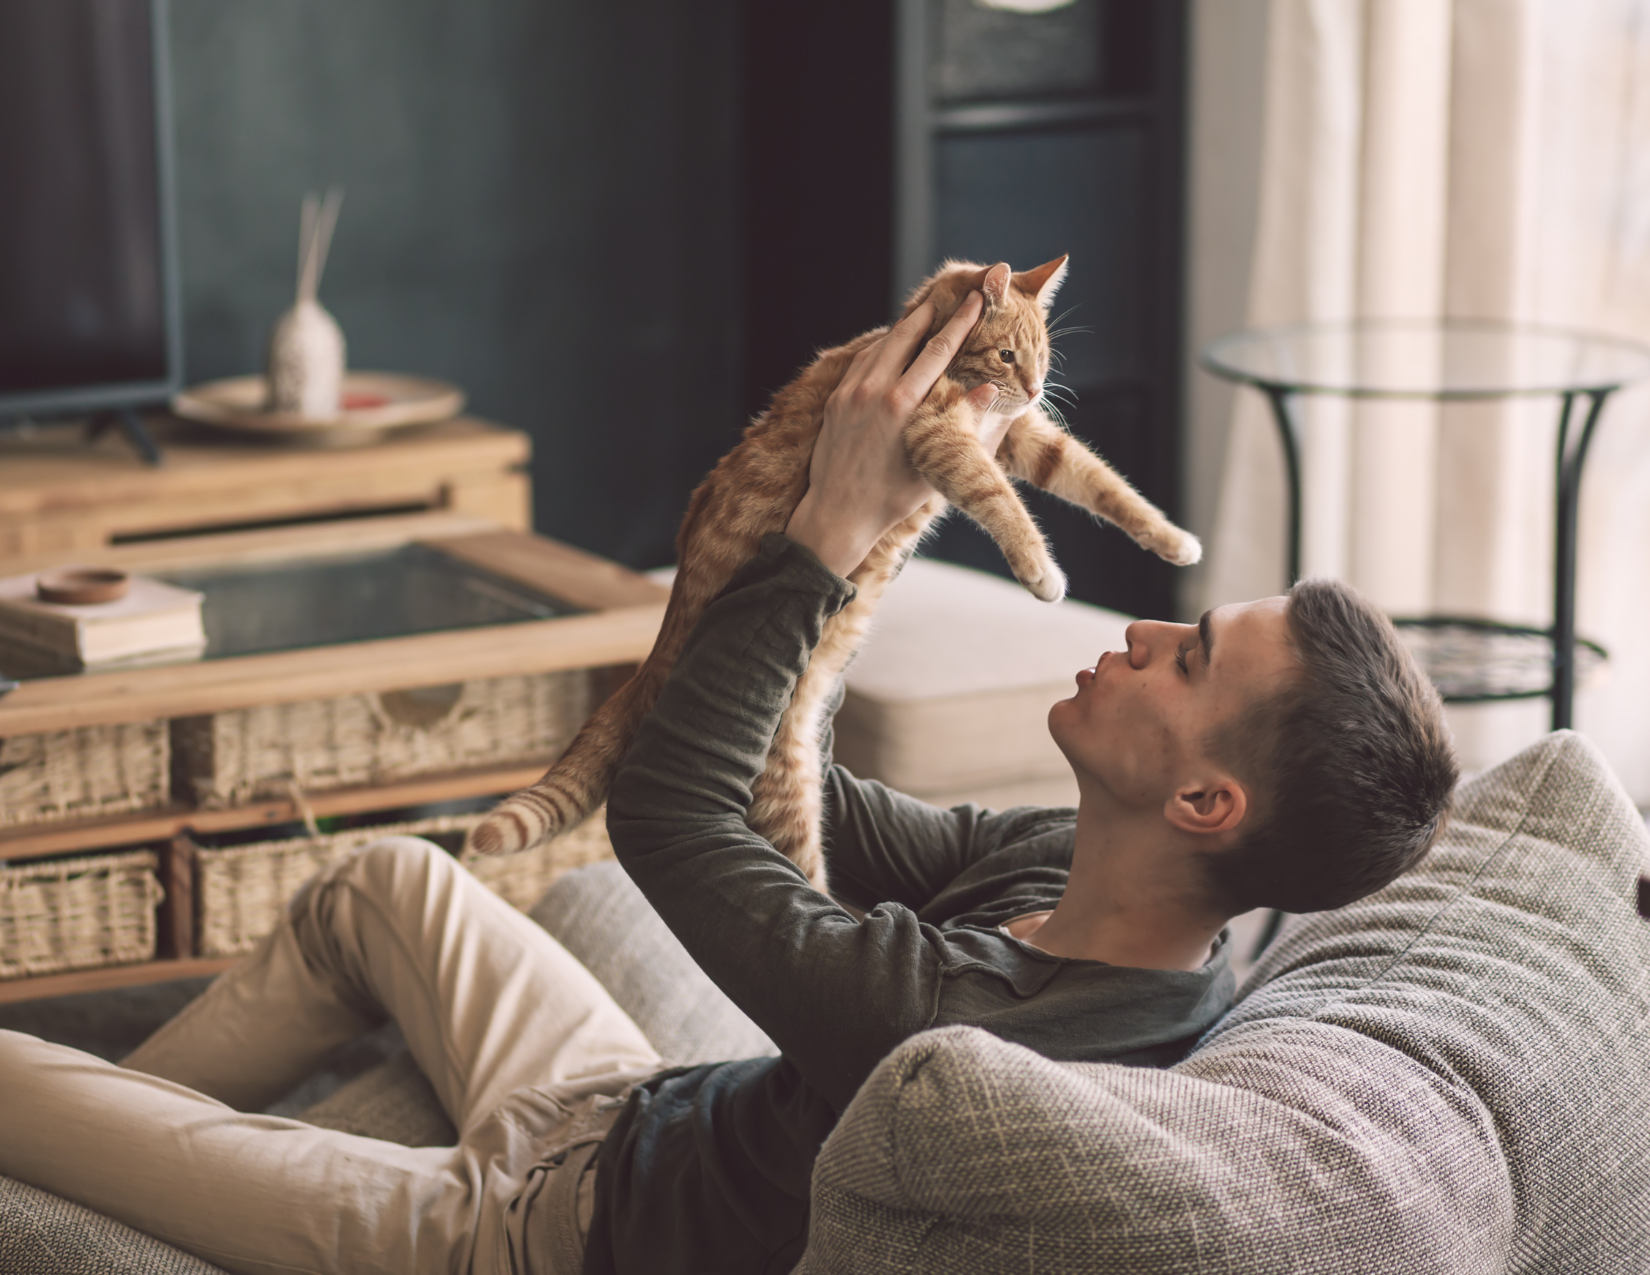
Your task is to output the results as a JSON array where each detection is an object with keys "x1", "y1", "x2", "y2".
[{"x1": 1204, "y1": 578, "x2": 1458, "y2": 915}]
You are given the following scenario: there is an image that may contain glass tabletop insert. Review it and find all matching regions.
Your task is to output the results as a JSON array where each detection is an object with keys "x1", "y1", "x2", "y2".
[
  {"x1": 0, "y1": 542, "x2": 581, "y2": 682},
  {"x1": 1201, "y1": 317, "x2": 1650, "y2": 399},
  {"x1": 163, "y1": 543, "x2": 579, "y2": 660}
]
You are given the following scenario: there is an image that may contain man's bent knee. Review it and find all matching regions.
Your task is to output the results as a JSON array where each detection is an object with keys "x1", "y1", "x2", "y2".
[
  {"x1": 294, "y1": 834, "x2": 454, "y2": 912},
  {"x1": 286, "y1": 835, "x2": 463, "y2": 979}
]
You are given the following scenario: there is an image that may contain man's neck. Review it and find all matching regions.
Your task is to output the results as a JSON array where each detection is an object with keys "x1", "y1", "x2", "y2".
[{"x1": 1026, "y1": 795, "x2": 1231, "y2": 972}]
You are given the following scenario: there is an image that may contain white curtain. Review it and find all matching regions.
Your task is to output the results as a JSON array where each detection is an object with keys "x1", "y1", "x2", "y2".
[{"x1": 1204, "y1": 0, "x2": 1650, "y2": 801}]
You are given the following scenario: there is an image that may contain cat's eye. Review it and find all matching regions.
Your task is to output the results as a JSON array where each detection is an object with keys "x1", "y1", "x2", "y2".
[{"x1": 999, "y1": 349, "x2": 1016, "y2": 364}]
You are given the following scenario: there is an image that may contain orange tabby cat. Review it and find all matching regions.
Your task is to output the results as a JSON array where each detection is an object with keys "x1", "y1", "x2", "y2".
[{"x1": 466, "y1": 256, "x2": 1200, "y2": 886}]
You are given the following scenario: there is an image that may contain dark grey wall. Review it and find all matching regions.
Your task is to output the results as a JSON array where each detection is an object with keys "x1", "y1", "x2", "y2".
[{"x1": 167, "y1": 0, "x2": 742, "y2": 569}]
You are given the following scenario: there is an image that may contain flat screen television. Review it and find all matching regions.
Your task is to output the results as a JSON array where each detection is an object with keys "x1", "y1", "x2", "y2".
[{"x1": 0, "y1": 0, "x2": 183, "y2": 422}]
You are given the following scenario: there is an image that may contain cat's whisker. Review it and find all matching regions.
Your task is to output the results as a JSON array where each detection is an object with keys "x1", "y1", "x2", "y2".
[
  {"x1": 1041, "y1": 403, "x2": 1072, "y2": 432},
  {"x1": 1046, "y1": 304, "x2": 1082, "y2": 332}
]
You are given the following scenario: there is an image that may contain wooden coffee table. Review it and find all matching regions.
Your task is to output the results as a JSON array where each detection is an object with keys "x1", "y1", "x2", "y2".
[{"x1": 0, "y1": 511, "x2": 668, "y2": 1002}]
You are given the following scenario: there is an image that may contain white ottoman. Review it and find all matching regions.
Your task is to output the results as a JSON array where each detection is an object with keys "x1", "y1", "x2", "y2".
[{"x1": 834, "y1": 558, "x2": 1133, "y2": 810}]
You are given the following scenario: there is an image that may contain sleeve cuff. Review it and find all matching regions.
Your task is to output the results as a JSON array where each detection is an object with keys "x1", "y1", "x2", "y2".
[{"x1": 718, "y1": 531, "x2": 858, "y2": 614}]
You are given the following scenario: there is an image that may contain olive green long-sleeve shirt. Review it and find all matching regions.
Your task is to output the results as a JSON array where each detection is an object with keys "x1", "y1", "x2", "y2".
[{"x1": 584, "y1": 534, "x2": 1234, "y2": 1275}]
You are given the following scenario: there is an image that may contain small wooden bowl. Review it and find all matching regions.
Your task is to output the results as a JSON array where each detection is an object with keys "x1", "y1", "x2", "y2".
[{"x1": 37, "y1": 567, "x2": 130, "y2": 606}]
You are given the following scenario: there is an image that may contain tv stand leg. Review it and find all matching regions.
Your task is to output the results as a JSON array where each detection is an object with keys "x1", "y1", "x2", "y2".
[{"x1": 86, "y1": 408, "x2": 163, "y2": 467}]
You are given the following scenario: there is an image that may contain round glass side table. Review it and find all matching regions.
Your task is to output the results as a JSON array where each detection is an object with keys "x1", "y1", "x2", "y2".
[{"x1": 1200, "y1": 318, "x2": 1650, "y2": 730}]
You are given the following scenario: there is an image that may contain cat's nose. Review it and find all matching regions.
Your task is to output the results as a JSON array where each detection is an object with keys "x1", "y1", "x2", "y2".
[{"x1": 1026, "y1": 380, "x2": 1043, "y2": 400}]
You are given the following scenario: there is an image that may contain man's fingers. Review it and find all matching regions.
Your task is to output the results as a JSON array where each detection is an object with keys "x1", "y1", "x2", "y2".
[
  {"x1": 834, "y1": 340, "x2": 880, "y2": 396},
  {"x1": 900, "y1": 291, "x2": 983, "y2": 398},
  {"x1": 965, "y1": 382, "x2": 1002, "y2": 419},
  {"x1": 862, "y1": 301, "x2": 936, "y2": 383}
]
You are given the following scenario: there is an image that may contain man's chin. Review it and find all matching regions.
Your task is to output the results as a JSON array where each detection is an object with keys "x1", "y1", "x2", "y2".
[{"x1": 1046, "y1": 703, "x2": 1080, "y2": 759}]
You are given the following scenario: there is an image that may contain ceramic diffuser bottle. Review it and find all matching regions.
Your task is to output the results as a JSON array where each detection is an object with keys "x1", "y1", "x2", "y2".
[{"x1": 267, "y1": 189, "x2": 345, "y2": 418}]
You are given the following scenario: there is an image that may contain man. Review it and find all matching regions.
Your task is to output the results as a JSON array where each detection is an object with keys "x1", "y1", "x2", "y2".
[{"x1": 0, "y1": 297, "x2": 1456, "y2": 1275}]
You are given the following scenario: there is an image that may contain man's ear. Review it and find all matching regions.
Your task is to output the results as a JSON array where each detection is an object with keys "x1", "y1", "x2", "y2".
[{"x1": 1163, "y1": 773, "x2": 1249, "y2": 838}]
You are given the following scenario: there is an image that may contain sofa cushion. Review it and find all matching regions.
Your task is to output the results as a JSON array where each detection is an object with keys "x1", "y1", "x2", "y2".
[
  {"x1": 528, "y1": 859, "x2": 776, "y2": 1066},
  {"x1": 295, "y1": 1048, "x2": 458, "y2": 1147},
  {"x1": 804, "y1": 1021, "x2": 1510, "y2": 1274},
  {"x1": 801, "y1": 731, "x2": 1650, "y2": 1274},
  {"x1": 0, "y1": 1174, "x2": 224, "y2": 1275}
]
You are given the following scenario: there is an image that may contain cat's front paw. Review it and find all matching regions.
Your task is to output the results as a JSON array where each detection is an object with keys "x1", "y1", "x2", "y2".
[
  {"x1": 1019, "y1": 560, "x2": 1067, "y2": 603},
  {"x1": 1147, "y1": 527, "x2": 1202, "y2": 567}
]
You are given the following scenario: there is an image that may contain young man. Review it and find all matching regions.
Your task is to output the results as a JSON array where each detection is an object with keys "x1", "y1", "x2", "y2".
[{"x1": 0, "y1": 296, "x2": 1456, "y2": 1275}]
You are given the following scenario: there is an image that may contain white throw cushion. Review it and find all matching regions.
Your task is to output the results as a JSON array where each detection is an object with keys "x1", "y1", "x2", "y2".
[{"x1": 835, "y1": 558, "x2": 1130, "y2": 803}]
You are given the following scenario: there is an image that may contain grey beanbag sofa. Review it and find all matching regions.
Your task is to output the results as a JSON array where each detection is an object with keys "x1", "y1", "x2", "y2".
[{"x1": 3, "y1": 730, "x2": 1647, "y2": 1273}]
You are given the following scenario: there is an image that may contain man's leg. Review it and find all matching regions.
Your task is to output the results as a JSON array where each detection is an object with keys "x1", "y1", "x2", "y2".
[
  {"x1": 0, "y1": 837, "x2": 661, "y2": 1275},
  {"x1": 125, "y1": 835, "x2": 662, "y2": 1127}
]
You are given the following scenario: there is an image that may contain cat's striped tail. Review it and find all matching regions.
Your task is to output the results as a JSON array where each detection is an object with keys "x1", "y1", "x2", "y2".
[{"x1": 464, "y1": 666, "x2": 660, "y2": 856}]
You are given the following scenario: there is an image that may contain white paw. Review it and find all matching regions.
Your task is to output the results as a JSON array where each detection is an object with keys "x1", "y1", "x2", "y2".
[
  {"x1": 1021, "y1": 561, "x2": 1067, "y2": 603},
  {"x1": 1154, "y1": 529, "x2": 1202, "y2": 567}
]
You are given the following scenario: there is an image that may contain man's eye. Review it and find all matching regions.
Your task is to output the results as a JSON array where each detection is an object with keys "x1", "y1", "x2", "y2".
[
  {"x1": 1175, "y1": 644, "x2": 1190, "y2": 675},
  {"x1": 999, "y1": 349, "x2": 1016, "y2": 363}
]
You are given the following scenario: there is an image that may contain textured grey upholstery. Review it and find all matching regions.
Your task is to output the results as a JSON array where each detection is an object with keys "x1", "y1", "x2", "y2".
[
  {"x1": 800, "y1": 731, "x2": 1650, "y2": 1274},
  {"x1": 528, "y1": 859, "x2": 777, "y2": 1067},
  {"x1": 297, "y1": 1048, "x2": 459, "y2": 1147},
  {"x1": 5, "y1": 732, "x2": 1646, "y2": 1273},
  {"x1": 0, "y1": 1176, "x2": 226, "y2": 1275}
]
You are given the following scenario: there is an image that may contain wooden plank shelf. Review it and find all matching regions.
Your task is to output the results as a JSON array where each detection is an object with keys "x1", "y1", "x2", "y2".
[
  {"x1": 0, "y1": 760, "x2": 551, "y2": 861},
  {"x1": 0, "y1": 415, "x2": 533, "y2": 564},
  {"x1": 0, "y1": 957, "x2": 238, "y2": 1005}
]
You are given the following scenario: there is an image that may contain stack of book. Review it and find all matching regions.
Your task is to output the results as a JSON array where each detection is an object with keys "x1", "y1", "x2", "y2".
[{"x1": 0, "y1": 569, "x2": 207, "y2": 677}]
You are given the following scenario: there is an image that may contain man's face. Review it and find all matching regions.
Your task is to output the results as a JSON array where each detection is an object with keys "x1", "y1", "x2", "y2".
[{"x1": 1048, "y1": 597, "x2": 1299, "y2": 813}]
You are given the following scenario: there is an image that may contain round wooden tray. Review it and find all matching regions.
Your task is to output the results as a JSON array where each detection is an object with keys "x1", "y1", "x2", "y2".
[{"x1": 171, "y1": 372, "x2": 465, "y2": 438}]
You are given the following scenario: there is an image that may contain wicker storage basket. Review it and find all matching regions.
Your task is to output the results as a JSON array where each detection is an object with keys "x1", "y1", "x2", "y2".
[
  {"x1": 192, "y1": 811, "x2": 615, "y2": 957},
  {"x1": 0, "y1": 848, "x2": 163, "y2": 978},
  {"x1": 0, "y1": 721, "x2": 170, "y2": 829},
  {"x1": 172, "y1": 672, "x2": 594, "y2": 808}
]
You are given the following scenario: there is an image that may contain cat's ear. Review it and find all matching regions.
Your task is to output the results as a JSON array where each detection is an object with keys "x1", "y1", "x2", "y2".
[
  {"x1": 1014, "y1": 255, "x2": 1069, "y2": 311},
  {"x1": 982, "y1": 262, "x2": 1012, "y2": 307}
]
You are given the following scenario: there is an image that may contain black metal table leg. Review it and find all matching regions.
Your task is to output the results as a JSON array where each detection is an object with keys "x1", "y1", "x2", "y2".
[
  {"x1": 1551, "y1": 390, "x2": 1609, "y2": 731},
  {"x1": 1261, "y1": 386, "x2": 1304, "y2": 586}
]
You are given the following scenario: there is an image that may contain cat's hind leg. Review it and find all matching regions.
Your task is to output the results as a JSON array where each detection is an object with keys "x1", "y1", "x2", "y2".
[
  {"x1": 905, "y1": 396, "x2": 1066, "y2": 602},
  {"x1": 999, "y1": 408, "x2": 1201, "y2": 565}
]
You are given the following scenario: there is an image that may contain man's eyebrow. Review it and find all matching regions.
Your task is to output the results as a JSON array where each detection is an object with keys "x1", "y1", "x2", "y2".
[{"x1": 1198, "y1": 610, "x2": 1214, "y2": 671}]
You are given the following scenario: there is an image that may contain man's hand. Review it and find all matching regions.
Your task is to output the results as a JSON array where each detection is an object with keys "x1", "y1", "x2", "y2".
[{"x1": 786, "y1": 291, "x2": 1008, "y2": 578}]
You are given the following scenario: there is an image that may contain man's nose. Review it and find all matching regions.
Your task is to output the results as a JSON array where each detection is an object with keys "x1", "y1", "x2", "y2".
[
  {"x1": 1123, "y1": 620, "x2": 1158, "y2": 669},
  {"x1": 1123, "y1": 619, "x2": 1179, "y2": 669}
]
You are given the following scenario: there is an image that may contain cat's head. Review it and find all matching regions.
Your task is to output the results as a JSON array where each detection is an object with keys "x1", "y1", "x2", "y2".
[{"x1": 902, "y1": 256, "x2": 1069, "y2": 412}]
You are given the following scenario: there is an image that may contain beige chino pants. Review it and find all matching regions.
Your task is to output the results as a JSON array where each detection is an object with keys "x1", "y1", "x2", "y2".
[{"x1": 0, "y1": 836, "x2": 663, "y2": 1275}]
